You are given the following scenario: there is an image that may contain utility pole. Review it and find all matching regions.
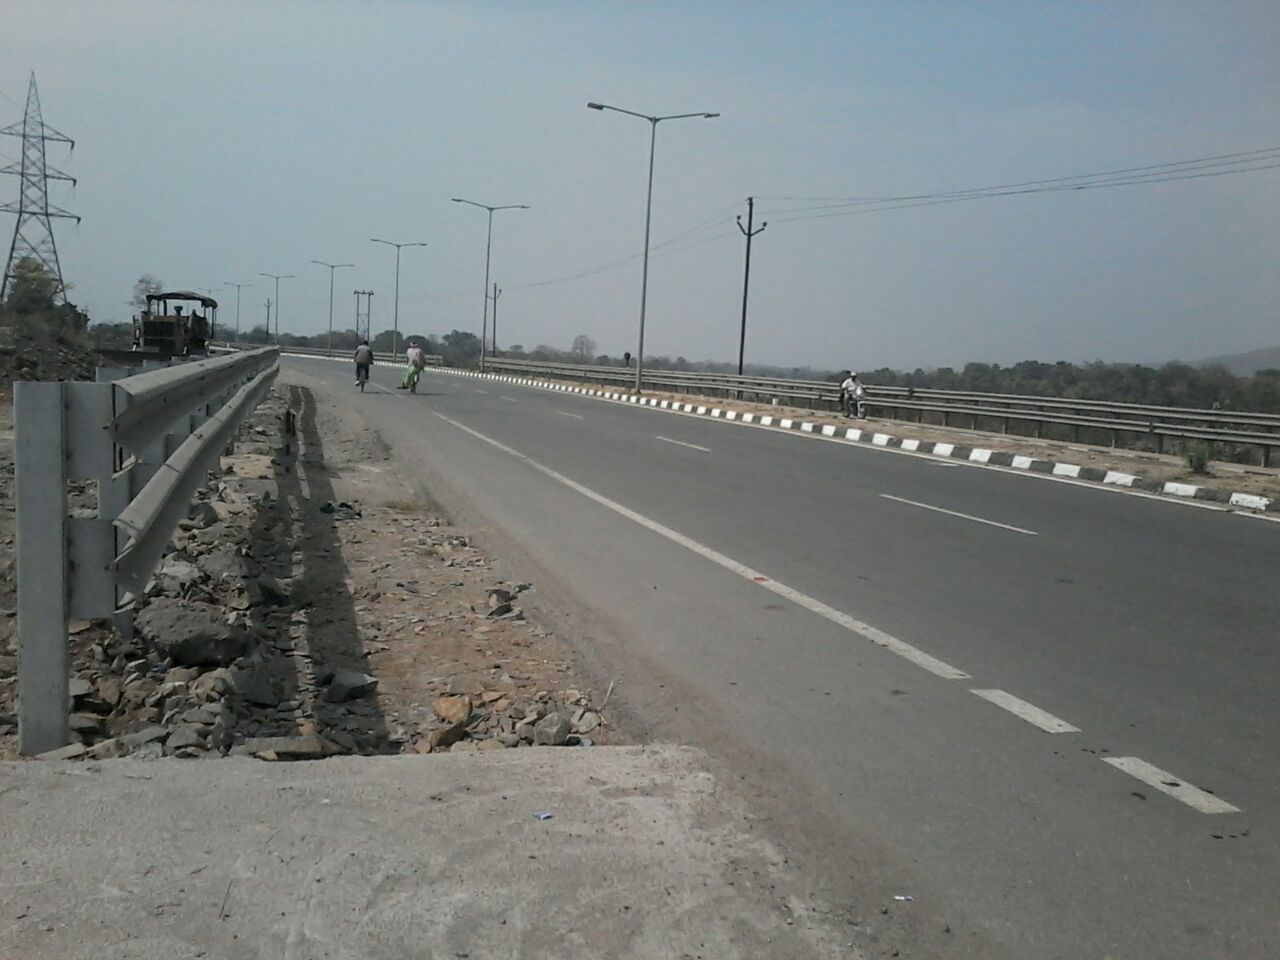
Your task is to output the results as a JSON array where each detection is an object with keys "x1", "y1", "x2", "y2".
[
  {"x1": 264, "y1": 298, "x2": 271, "y2": 338},
  {"x1": 735, "y1": 196, "x2": 767, "y2": 378},
  {"x1": 223, "y1": 281, "x2": 252, "y2": 341},
  {"x1": 1, "y1": 73, "x2": 79, "y2": 303},
  {"x1": 488, "y1": 282, "x2": 502, "y2": 354}
]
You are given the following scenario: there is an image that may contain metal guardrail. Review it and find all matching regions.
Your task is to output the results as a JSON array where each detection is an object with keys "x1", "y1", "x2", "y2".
[
  {"x1": 14, "y1": 346, "x2": 280, "y2": 755},
  {"x1": 484, "y1": 358, "x2": 1280, "y2": 466},
  {"x1": 212, "y1": 341, "x2": 443, "y2": 365}
]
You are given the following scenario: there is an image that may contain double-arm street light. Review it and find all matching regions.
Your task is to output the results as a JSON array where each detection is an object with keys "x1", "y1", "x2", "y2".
[
  {"x1": 586, "y1": 101, "x2": 719, "y2": 391},
  {"x1": 370, "y1": 239, "x2": 427, "y2": 358},
  {"x1": 258, "y1": 272, "x2": 294, "y2": 342},
  {"x1": 451, "y1": 198, "x2": 528, "y2": 370},
  {"x1": 223, "y1": 281, "x2": 253, "y2": 341},
  {"x1": 310, "y1": 260, "x2": 354, "y2": 354}
]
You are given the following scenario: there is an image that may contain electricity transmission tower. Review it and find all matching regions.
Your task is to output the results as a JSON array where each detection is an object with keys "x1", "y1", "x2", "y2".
[{"x1": 1, "y1": 74, "x2": 79, "y2": 303}]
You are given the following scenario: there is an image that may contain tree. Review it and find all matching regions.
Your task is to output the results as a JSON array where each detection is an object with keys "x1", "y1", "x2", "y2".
[
  {"x1": 441, "y1": 329, "x2": 482, "y2": 367},
  {"x1": 571, "y1": 334, "x2": 596, "y2": 362},
  {"x1": 131, "y1": 274, "x2": 163, "y2": 311},
  {"x1": 3, "y1": 257, "x2": 59, "y2": 313}
]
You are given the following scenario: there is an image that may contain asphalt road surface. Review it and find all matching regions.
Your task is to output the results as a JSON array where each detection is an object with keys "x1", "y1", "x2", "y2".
[{"x1": 286, "y1": 356, "x2": 1280, "y2": 960}]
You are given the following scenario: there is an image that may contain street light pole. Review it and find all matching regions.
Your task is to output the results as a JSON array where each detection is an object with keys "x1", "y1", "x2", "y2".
[
  {"x1": 370, "y1": 240, "x2": 426, "y2": 358},
  {"x1": 223, "y1": 281, "x2": 253, "y2": 341},
  {"x1": 259, "y1": 273, "x2": 294, "y2": 343},
  {"x1": 451, "y1": 198, "x2": 528, "y2": 371},
  {"x1": 587, "y1": 101, "x2": 720, "y2": 392},
  {"x1": 311, "y1": 260, "x2": 353, "y2": 354}
]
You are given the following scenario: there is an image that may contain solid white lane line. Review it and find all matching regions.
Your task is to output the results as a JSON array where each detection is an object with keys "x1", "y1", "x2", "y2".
[
  {"x1": 970, "y1": 689, "x2": 1080, "y2": 733},
  {"x1": 558, "y1": 411, "x2": 585, "y2": 420},
  {"x1": 433, "y1": 412, "x2": 970, "y2": 681},
  {"x1": 656, "y1": 436, "x2": 711, "y2": 453},
  {"x1": 879, "y1": 494, "x2": 1039, "y2": 536},
  {"x1": 1101, "y1": 757, "x2": 1241, "y2": 814},
  {"x1": 501, "y1": 396, "x2": 518, "y2": 403}
]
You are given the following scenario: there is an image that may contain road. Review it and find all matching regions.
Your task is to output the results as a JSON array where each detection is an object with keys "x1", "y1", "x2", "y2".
[{"x1": 286, "y1": 356, "x2": 1280, "y2": 959}]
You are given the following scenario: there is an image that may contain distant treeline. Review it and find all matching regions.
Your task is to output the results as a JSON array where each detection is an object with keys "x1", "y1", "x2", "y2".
[{"x1": 189, "y1": 323, "x2": 1280, "y2": 415}]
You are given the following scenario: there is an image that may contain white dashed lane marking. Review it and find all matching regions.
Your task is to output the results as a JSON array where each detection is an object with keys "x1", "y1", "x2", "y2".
[
  {"x1": 1101, "y1": 757, "x2": 1241, "y2": 814},
  {"x1": 970, "y1": 689, "x2": 1080, "y2": 733},
  {"x1": 879, "y1": 494, "x2": 1039, "y2": 536},
  {"x1": 558, "y1": 411, "x2": 585, "y2": 420},
  {"x1": 433, "y1": 412, "x2": 970, "y2": 682},
  {"x1": 501, "y1": 396, "x2": 518, "y2": 403},
  {"x1": 656, "y1": 436, "x2": 711, "y2": 453}
]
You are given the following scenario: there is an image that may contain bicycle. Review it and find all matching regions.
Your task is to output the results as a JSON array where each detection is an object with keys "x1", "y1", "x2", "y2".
[{"x1": 356, "y1": 363, "x2": 370, "y2": 392}]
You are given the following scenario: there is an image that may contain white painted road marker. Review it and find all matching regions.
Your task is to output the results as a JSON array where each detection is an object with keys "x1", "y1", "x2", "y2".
[
  {"x1": 434, "y1": 412, "x2": 970, "y2": 681},
  {"x1": 657, "y1": 436, "x2": 711, "y2": 453},
  {"x1": 1101, "y1": 757, "x2": 1240, "y2": 814},
  {"x1": 970, "y1": 689, "x2": 1080, "y2": 733},
  {"x1": 557, "y1": 411, "x2": 585, "y2": 420},
  {"x1": 880, "y1": 494, "x2": 1039, "y2": 536},
  {"x1": 501, "y1": 396, "x2": 518, "y2": 403}
]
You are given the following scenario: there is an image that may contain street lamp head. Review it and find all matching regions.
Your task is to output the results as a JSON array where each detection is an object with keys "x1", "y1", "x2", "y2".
[
  {"x1": 587, "y1": 102, "x2": 605, "y2": 110},
  {"x1": 703, "y1": 113, "x2": 720, "y2": 119}
]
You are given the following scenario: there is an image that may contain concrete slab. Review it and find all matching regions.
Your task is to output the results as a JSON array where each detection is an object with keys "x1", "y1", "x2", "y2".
[{"x1": 0, "y1": 746, "x2": 854, "y2": 959}]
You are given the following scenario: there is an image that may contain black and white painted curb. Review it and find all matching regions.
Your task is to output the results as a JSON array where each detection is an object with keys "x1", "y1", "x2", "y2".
[
  {"x1": 277, "y1": 352, "x2": 1278, "y2": 514},
  {"x1": 440, "y1": 367, "x2": 1280, "y2": 514}
]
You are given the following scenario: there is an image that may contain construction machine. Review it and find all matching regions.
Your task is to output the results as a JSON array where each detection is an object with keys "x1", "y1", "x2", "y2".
[{"x1": 131, "y1": 291, "x2": 216, "y2": 357}]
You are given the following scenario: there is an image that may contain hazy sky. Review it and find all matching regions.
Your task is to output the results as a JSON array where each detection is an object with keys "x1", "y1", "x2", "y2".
[{"x1": 2, "y1": 1, "x2": 1277, "y2": 370}]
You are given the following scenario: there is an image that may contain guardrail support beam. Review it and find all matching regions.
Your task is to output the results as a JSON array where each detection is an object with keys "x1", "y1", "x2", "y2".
[{"x1": 15, "y1": 382, "x2": 70, "y2": 756}]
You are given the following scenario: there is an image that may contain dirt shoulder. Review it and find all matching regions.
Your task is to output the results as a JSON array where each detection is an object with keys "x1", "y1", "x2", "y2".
[{"x1": 0, "y1": 386, "x2": 616, "y2": 761}]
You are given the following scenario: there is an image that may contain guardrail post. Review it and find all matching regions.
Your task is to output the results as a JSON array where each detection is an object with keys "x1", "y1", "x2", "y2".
[{"x1": 14, "y1": 382, "x2": 70, "y2": 756}]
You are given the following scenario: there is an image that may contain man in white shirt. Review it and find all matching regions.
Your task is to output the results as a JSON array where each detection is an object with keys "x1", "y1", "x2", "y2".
[
  {"x1": 839, "y1": 370, "x2": 865, "y2": 418},
  {"x1": 401, "y1": 341, "x2": 426, "y2": 392}
]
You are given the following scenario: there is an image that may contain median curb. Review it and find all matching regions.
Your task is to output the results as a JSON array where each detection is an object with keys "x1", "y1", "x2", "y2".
[{"x1": 440, "y1": 367, "x2": 1280, "y2": 515}]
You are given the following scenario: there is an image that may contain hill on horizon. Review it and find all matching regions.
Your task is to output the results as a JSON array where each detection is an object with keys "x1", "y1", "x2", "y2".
[{"x1": 1191, "y1": 344, "x2": 1280, "y2": 377}]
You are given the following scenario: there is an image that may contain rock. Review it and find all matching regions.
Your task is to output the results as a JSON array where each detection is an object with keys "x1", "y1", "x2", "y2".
[
  {"x1": 248, "y1": 576, "x2": 297, "y2": 606},
  {"x1": 198, "y1": 547, "x2": 249, "y2": 583},
  {"x1": 567, "y1": 735, "x2": 595, "y2": 748},
  {"x1": 325, "y1": 671, "x2": 378, "y2": 703},
  {"x1": 165, "y1": 666, "x2": 201, "y2": 686},
  {"x1": 486, "y1": 602, "x2": 514, "y2": 619},
  {"x1": 166, "y1": 725, "x2": 206, "y2": 752},
  {"x1": 428, "y1": 720, "x2": 468, "y2": 750},
  {"x1": 190, "y1": 667, "x2": 232, "y2": 702},
  {"x1": 229, "y1": 668, "x2": 279, "y2": 707},
  {"x1": 534, "y1": 713, "x2": 570, "y2": 746},
  {"x1": 95, "y1": 677, "x2": 122, "y2": 707},
  {"x1": 186, "y1": 501, "x2": 220, "y2": 529},
  {"x1": 87, "y1": 738, "x2": 121, "y2": 760},
  {"x1": 68, "y1": 677, "x2": 94, "y2": 699},
  {"x1": 497, "y1": 732, "x2": 521, "y2": 748},
  {"x1": 135, "y1": 599, "x2": 248, "y2": 667},
  {"x1": 182, "y1": 705, "x2": 219, "y2": 725},
  {"x1": 37, "y1": 742, "x2": 88, "y2": 761},
  {"x1": 431, "y1": 695, "x2": 471, "y2": 725},
  {"x1": 571, "y1": 710, "x2": 601, "y2": 734},
  {"x1": 119, "y1": 725, "x2": 169, "y2": 751},
  {"x1": 192, "y1": 523, "x2": 228, "y2": 546},
  {"x1": 68, "y1": 712, "x2": 102, "y2": 733},
  {"x1": 237, "y1": 735, "x2": 326, "y2": 760},
  {"x1": 475, "y1": 738, "x2": 507, "y2": 751},
  {"x1": 488, "y1": 588, "x2": 514, "y2": 609}
]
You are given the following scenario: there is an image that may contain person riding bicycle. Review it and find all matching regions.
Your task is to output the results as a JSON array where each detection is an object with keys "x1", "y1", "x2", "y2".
[
  {"x1": 839, "y1": 370, "x2": 865, "y2": 418},
  {"x1": 354, "y1": 340, "x2": 373, "y2": 386},
  {"x1": 401, "y1": 340, "x2": 426, "y2": 391}
]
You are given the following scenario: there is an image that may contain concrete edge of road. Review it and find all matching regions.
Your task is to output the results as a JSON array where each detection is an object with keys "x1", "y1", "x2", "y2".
[{"x1": 280, "y1": 352, "x2": 1280, "y2": 515}]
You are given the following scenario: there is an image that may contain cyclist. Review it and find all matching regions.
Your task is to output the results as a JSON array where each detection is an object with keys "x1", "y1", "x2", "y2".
[
  {"x1": 354, "y1": 340, "x2": 373, "y2": 387},
  {"x1": 401, "y1": 340, "x2": 426, "y2": 392}
]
